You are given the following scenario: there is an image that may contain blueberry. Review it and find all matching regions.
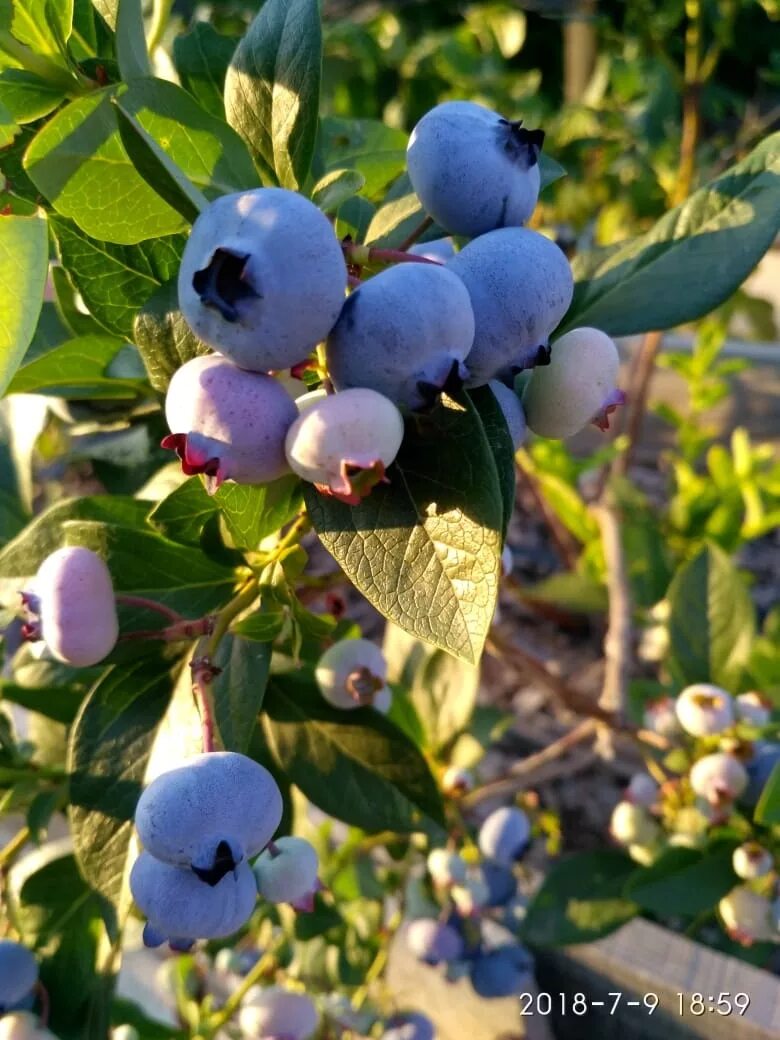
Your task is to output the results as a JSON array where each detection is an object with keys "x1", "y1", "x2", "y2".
[
  {"x1": 238, "y1": 986, "x2": 319, "y2": 1040},
  {"x1": 253, "y1": 836, "x2": 321, "y2": 910},
  {"x1": 469, "y1": 945, "x2": 533, "y2": 999},
  {"x1": 487, "y1": 379, "x2": 526, "y2": 450},
  {"x1": 162, "y1": 354, "x2": 298, "y2": 493},
  {"x1": 178, "y1": 189, "x2": 347, "y2": 372},
  {"x1": 285, "y1": 389, "x2": 404, "y2": 505},
  {"x1": 408, "y1": 238, "x2": 456, "y2": 263},
  {"x1": 448, "y1": 228, "x2": 573, "y2": 386},
  {"x1": 382, "y1": 1010, "x2": 435, "y2": 1040},
  {"x1": 744, "y1": 741, "x2": 780, "y2": 805},
  {"x1": 480, "y1": 861, "x2": 517, "y2": 908},
  {"x1": 718, "y1": 885, "x2": 774, "y2": 945},
  {"x1": 407, "y1": 101, "x2": 544, "y2": 238},
  {"x1": 477, "y1": 807, "x2": 530, "y2": 866},
  {"x1": 130, "y1": 851, "x2": 257, "y2": 945},
  {"x1": 315, "y1": 638, "x2": 391, "y2": 710},
  {"x1": 689, "y1": 752, "x2": 748, "y2": 806},
  {"x1": 326, "y1": 264, "x2": 474, "y2": 411},
  {"x1": 0, "y1": 940, "x2": 38, "y2": 1013},
  {"x1": 426, "y1": 848, "x2": 468, "y2": 888},
  {"x1": 732, "y1": 842, "x2": 773, "y2": 880},
  {"x1": 30, "y1": 547, "x2": 118, "y2": 667},
  {"x1": 135, "y1": 752, "x2": 283, "y2": 875},
  {"x1": 0, "y1": 1013, "x2": 59, "y2": 1040},
  {"x1": 735, "y1": 692, "x2": 772, "y2": 727},
  {"x1": 522, "y1": 327, "x2": 625, "y2": 439},
  {"x1": 674, "y1": 683, "x2": 734, "y2": 737},
  {"x1": 609, "y1": 801, "x2": 661, "y2": 847},
  {"x1": 406, "y1": 918, "x2": 464, "y2": 965}
]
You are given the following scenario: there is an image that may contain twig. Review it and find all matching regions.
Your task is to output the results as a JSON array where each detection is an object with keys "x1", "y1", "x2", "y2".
[
  {"x1": 398, "y1": 215, "x2": 433, "y2": 252},
  {"x1": 207, "y1": 937, "x2": 284, "y2": 1033},
  {"x1": 341, "y1": 241, "x2": 442, "y2": 267},
  {"x1": 611, "y1": 330, "x2": 663, "y2": 477},
  {"x1": 514, "y1": 458, "x2": 581, "y2": 569},
  {"x1": 593, "y1": 500, "x2": 631, "y2": 758},
  {"x1": 115, "y1": 595, "x2": 183, "y2": 623},
  {"x1": 190, "y1": 656, "x2": 220, "y2": 753},
  {"x1": 463, "y1": 719, "x2": 598, "y2": 808},
  {"x1": 119, "y1": 616, "x2": 213, "y2": 643}
]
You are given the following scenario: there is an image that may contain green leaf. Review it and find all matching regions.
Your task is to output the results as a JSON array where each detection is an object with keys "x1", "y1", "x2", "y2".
[
  {"x1": 113, "y1": 95, "x2": 208, "y2": 223},
  {"x1": 61, "y1": 519, "x2": 237, "y2": 615},
  {"x1": 215, "y1": 475, "x2": 303, "y2": 550},
  {"x1": 539, "y1": 153, "x2": 566, "y2": 191},
  {"x1": 754, "y1": 761, "x2": 780, "y2": 825},
  {"x1": 224, "y1": 0, "x2": 322, "y2": 190},
  {"x1": 0, "y1": 69, "x2": 64, "y2": 123},
  {"x1": 667, "y1": 543, "x2": 755, "y2": 691},
  {"x1": 115, "y1": 0, "x2": 150, "y2": 80},
  {"x1": 305, "y1": 394, "x2": 503, "y2": 665},
  {"x1": 0, "y1": 94, "x2": 18, "y2": 145},
  {"x1": 25, "y1": 80, "x2": 257, "y2": 244},
  {"x1": 318, "y1": 117, "x2": 407, "y2": 199},
  {"x1": 68, "y1": 655, "x2": 174, "y2": 909},
  {"x1": 232, "y1": 607, "x2": 285, "y2": 643},
  {"x1": 468, "y1": 384, "x2": 516, "y2": 543},
  {"x1": 132, "y1": 277, "x2": 210, "y2": 392},
  {"x1": 261, "y1": 671, "x2": 445, "y2": 832},
  {"x1": 212, "y1": 635, "x2": 271, "y2": 754},
  {"x1": 7, "y1": 334, "x2": 146, "y2": 397},
  {"x1": 6, "y1": 0, "x2": 74, "y2": 61},
  {"x1": 365, "y1": 173, "x2": 427, "y2": 248},
  {"x1": 520, "y1": 571, "x2": 608, "y2": 614},
  {"x1": 521, "y1": 850, "x2": 638, "y2": 946},
  {"x1": 9, "y1": 847, "x2": 116, "y2": 1040},
  {"x1": 625, "y1": 845, "x2": 737, "y2": 917},
  {"x1": 0, "y1": 209, "x2": 49, "y2": 396},
  {"x1": 91, "y1": 0, "x2": 117, "y2": 30},
  {"x1": 563, "y1": 133, "x2": 780, "y2": 336},
  {"x1": 311, "y1": 168, "x2": 365, "y2": 213},
  {"x1": 51, "y1": 216, "x2": 185, "y2": 338},
  {"x1": 0, "y1": 676, "x2": 85, "y2": 724},
  {"x1": 173, "y1": 23, "x2": 237, "y2": 118},
  {"x1": 147, "y1": 475, "x2": 219, "y2": 544}
]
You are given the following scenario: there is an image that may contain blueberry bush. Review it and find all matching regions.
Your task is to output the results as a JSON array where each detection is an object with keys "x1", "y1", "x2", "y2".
[{"x1": 0, "y1": 0, "x2": 779, "y2": 1038}]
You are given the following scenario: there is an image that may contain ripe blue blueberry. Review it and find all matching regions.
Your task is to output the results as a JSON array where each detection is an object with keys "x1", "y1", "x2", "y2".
[
  {"x1": 285, "y1": 388, "x2": 405, "y2": 505},
  {"x1": 0, "y1": 940, "x2": 38, "y2": 1013},
  {"x1": 130, "y1": 852, "x2": 257, "y2": 946},
  {"x1": 409, "y1": 238, "x2": 455, "y2": 263},
  {"x1": 253, "y1": 837, "x2": 321, "y2": 910},
  {"x1": 480, "y1": 861, "x2": 517, "y2": 908},
  {"x1": 135, "y1": 752, "x2": 283, "y2": 880},
  {"x1": 469, "y1": 945, "x2": 533, "y2": 999},
  {"x1": 315, "y1": 638, "x2": 392, "y2": 710},
  {"x1": 162, "y1": 354, "x2": 298, "y2": 493},
  {"x1": 326, "y1": 264, "x2": 474, "y2": 411},
  {"x1": 238, "y1": 986, "x2": 319, "y2": 1040},
  {"x1": 28, "y1": 547, "x2": 118, "y2": 667},
  {"x1": 745, "y1": 741, "x2": 780, "y2": 805},
  {"x1": 488, "y1": 380, "x2": 526, "y2": 450},
  {"x1": 407, "y1": 101, "x2": 544, "y2": 238},
  {"x1": 381, "y1": 1010, "x2": 435, "y2": 1040},
  {"x1": 406, "y1": 918, "x2": 464, "y2": 965},
  {"x1": 477, "y1": 807, "x2": 530, "y2": 866},
  {"x1": 448, "y1": 228, "x2": 573, "y2": 386},
  {"x1": 178, "y1": 188, "x2": 347, "y2": 372}
]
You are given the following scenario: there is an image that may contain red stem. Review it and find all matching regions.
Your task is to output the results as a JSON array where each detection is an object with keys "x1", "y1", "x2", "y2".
[
  {"x1": 190, "y1": 656, "x2": 219, "y2": 753},
  {"x1": 115, "y1": 594, "x2": 182, "y2": 623}
]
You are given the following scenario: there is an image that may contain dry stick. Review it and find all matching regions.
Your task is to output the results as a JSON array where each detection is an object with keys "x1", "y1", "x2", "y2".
[
  {"x1": 611, "y1": 329, "x2": 664, "y2": 478},
  {"x1": 592, "y1": 500, "x2": 631, "y2": 759},
  {"x1": 397, "y1": 214, "x2": 434, "y2": 252},
  {"x1": 463, "y1": 719, "x2": 599, "y2": 809}
]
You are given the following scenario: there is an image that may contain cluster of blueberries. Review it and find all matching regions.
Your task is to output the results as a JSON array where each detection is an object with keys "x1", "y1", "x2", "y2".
[
  {"x1": 163, "y1": 99, "x2": 624, "y2": 504},
  {"x1": 613, "y1": 683, "x2": 780, "y2": 945},
  {"x1": 405, "y1": 805, "x2": 535, "y2": 1001}
]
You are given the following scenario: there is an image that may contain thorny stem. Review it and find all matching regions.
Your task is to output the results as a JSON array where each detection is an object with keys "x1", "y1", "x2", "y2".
[{"x1": 397, "y1": 214, "x2": 434, "y2": 252}]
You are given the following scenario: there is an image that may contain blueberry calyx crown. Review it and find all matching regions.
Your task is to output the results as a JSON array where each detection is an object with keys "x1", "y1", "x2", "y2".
[
  {"x1": 498, "y1": 119, "x2": 545, "y2": 168},
  {"x1": 192, "y1": 248, "x2": 259, "y2": 323},
  {"x1": 191, "y1": 839, "x2": 238, "y2": 887},
  {"x1": 416, "y1": 358, "x2": 468, "y2": 410}
]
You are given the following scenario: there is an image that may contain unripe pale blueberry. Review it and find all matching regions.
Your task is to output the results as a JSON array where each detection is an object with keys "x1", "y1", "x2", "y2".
[
  {"x1": 675, "y1": 684, "x2": 734, "y2": 737},
  {"x1": 130, "y1": 852, "x2": 257, "y2": 945},
  {"x1": 253, "y1": 837, "x2": 321, "y2": 911},
  {"x1": 522, "y1": 327, "x2": 625, "y2": 439},
  {"x1": 732, "y1": 842, "x2": 773, "y2": 880},
  {"x1": 488, "y1": 380, "x2": 526, "y2": 450},
  {"x1": 178, "y1": 188, "x2": 347, "y2": 371},
  {"x1": 427, "y1": 848, "x2": 468, "y2": 887},
  {"x1": 469, "y1": 945, "x2": 533, "y2": 999},
  {"x1": 162, "y1": 354, "x2": 297, "y2": 493},
  {"x1": 407, "y1": 101, "x2": 544, "y2": 238},
  {"x1": 373, "y1": 684, "x2": 393, "y2": 713},
  {"x1": 409, "y1": 237, "x2": 456, "y2": 263},
  {"x1": 315, "y1": 638, "x2": 390, "y2": 710},
  {"x1": 451, "y1": 875, "x2": 490, "y2": 916},
  {"x1": 0, "y1": 1014, "x2": 59, "y2": 1040},
  {"x1": 609, "y1": 802, "x2": 661, "y2": 847},
  {"x1": 441, "y1": 765, "x2": 474, "y2": 797},
  {"x1": 135, "y1": 752, "x2": 283, "y2": 878},
  {"x1": 32, "y1": 547, "x2": 118, "y2": 667},
  {"x1": 406, "y1": 918, "x2": 463, "y2": 964},
  {"x1": 625, "y1": 773, "x2": 659, "y2": 808},
  {"x1": 477, "y1": 807, "x2": 531, "y2": 866},
  {"x1": 735, "y1": 691, "x2": 772, "y2": 727},
  {"x1": 381, "y1": 1010, "x2": 435, "y2": 1040},
  {"x1": 718, "y1": 885, "x2": 774, "y2": 945},
  {"x1": 326, "y1": 264, "x2": 474, "y2": 411},
  {"x1": 238, "y1": 986, "x2": 319, "y2": 1040},
  {"x1": 284, "y1": 388, "x2": 404, "y2": 505},
  {"x1": 448, "y1": 228, "x2": 573, "y2": 385},
  {"x1": 0, "y1": 941, "x2": 38, "y2": 1011},
  {"x1": 689, "y1": 752, "x2": 747, "y2": 805},
  {"x1": 642, "y1": 696, "x2": 681, "y2": 738},
  {"x1": 111, "y1": 1027, "x2": 140, "y2": 1040},
  {"x1": 627, "y1": 843, "x2": 659, "y2": 867}
]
